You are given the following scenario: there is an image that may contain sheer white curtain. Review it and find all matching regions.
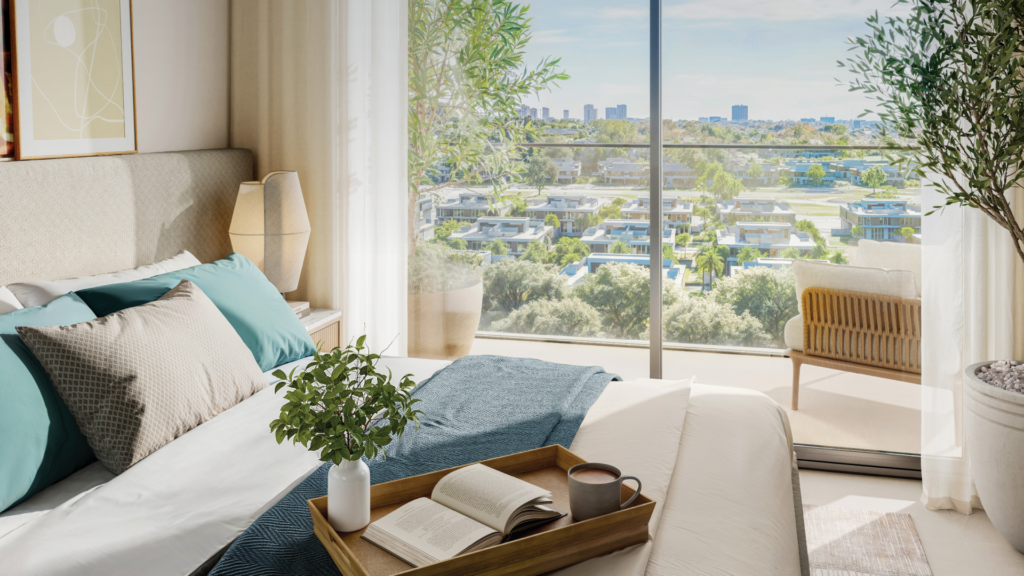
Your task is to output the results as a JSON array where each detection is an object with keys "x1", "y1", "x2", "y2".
[
  {"x1": 922, "y1": 181, "x2": 1021, "y2": 514},
  {"x1": 230, "y1": 0, "x2": 408, "y2": 355}
]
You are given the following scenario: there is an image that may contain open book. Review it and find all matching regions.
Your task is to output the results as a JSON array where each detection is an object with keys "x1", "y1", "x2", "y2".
[{"x1": 361, "y1": 463, "x2": 565, "y2": 567}]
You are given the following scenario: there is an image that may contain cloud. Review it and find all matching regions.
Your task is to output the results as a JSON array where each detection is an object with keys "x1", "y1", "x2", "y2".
[
  {"x1": 530, "y1": 29, "x2": 579, "y2": 44},
  {"x1": 602, "y1": 0, "x2": 906, "y2": 22}
]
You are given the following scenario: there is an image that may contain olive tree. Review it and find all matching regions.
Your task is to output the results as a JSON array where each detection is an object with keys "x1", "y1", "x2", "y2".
[
  {"x1": 844, "y1": 0, "x2": 1024, "y2": 264},
  {"x1": 409, "y1": 0, "x2": 568, "y2": 259},
  {"x1": 482, "y1": 258, "x2": 566, "y2": 314}
]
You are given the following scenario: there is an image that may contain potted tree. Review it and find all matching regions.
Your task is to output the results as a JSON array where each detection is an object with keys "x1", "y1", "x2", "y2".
[
  {"x1": 270, "y1": 338, "x2": 423, "y2": 532},
  {"x1": 845, "y1": 0, "x2": 1024, "y2": 550},
  {"x1": 408, "y1": 242, "x2": 484, "y2": 359}
]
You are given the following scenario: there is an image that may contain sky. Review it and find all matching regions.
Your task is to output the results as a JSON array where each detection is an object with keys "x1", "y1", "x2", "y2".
[{"x1": 519, "y1": 0, "x2": 905, "y2": 121}]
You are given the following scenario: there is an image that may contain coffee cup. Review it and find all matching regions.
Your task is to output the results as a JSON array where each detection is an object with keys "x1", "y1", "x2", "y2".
[{"x1": 567, "y1": 463, "x2": 642, "y2": 521}]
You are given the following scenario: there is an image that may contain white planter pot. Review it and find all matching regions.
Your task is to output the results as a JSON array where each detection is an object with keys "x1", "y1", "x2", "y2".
[
  {"x1": 407, "y1": 279, "x2": 483, "y2": 360},
  {"x1": 327, "y1": 459, "x2": 370, "y2": 533},
  {"x1": 965, "y1": 361, "x2": 1024, "y2": 553}
]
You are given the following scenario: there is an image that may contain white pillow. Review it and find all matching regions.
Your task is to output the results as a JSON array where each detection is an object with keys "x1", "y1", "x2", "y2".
[
  {"x1": 791, "y1": 259, "x2": 917, "y2": 313},
  {"x1": 7, "y1": 250, "x2": 202, "y2": 308},
  {"x1": 0, "y1": 287, "x2": 23, "y2": 315},
  {"x1": 856, "y1": 239, "x2": 922, "y2": 298}
]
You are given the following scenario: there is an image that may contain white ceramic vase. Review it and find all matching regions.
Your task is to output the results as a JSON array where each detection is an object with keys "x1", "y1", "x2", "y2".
[
  {"x1": 965, "y1": 361, "x2": 1024, "y2": 553},
  {"x1": 327, "y1": 459, "x2": 370, "y2": 533}
]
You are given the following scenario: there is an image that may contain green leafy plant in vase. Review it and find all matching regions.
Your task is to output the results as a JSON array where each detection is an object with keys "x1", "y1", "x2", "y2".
[{"x1": 270, "y1": 336, "x2": 423, "y2": 532}]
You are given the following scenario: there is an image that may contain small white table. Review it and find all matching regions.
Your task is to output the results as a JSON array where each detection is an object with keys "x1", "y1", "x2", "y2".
[{"x1": 301, "y1": 309, "x2": 343, "y2": 352}]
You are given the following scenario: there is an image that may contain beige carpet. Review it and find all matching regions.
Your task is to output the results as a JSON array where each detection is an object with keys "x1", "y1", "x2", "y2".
[{"x1": 804, "y1": 505, "x2": 932, "y2": 576}]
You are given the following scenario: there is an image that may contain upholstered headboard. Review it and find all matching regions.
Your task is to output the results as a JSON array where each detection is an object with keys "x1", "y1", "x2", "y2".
[{"x1": 0, "y1": 149, "x2": 254, "y2": 286}]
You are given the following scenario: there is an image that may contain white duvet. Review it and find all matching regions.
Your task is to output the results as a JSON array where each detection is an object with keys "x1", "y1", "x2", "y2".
[{"x1": 0, "y1": 357, "x2": 804, "y2": 576}]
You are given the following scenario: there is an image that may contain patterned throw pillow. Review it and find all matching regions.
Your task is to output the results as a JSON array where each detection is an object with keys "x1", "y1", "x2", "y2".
[{"x1": 17, "y1": 281, "x2": 267, "y2": 475}]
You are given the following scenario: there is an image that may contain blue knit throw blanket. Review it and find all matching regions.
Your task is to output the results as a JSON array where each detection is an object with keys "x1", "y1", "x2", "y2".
[{"x1": 209, "y1": 355, "x2": 620, "y2": 576}]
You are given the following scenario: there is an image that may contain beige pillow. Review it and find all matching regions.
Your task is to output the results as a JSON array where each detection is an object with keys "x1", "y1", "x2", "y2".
[
  {"x1": 791, "y1": 259, "x2": 917, "y2": 313},
  {"x1": 856, "y1": 239, "x2": 922, "y2": 298},
  {"x1": 18, "y1": 280, "x2": 266, "y2": 474}
]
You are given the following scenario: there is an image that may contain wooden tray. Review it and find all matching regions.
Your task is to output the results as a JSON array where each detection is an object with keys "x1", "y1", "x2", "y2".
[{"x1": 307, "y1": 445, "x2": 654, "y2": 576}]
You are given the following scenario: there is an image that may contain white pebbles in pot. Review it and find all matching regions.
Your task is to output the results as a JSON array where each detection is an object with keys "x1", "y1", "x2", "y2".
[{"x1": 976, "y1": 360, "x2": 1024, "y2": 393}]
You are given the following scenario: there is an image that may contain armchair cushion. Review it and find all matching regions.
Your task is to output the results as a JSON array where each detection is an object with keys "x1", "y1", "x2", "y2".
[
  {"x1": 784, "y1": 314, "x2": 803, "y2": 351},
  {"x1": 855, "y1": 240, "x2": 922, "y2": 298},
  {"x1": 791, "y1": 260, "x2": 917, "y2": 313}
]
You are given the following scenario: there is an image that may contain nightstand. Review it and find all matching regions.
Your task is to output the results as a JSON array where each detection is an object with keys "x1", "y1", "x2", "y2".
[{"x1": 302, "y1": 309, "x2": 344, "y2": 352}]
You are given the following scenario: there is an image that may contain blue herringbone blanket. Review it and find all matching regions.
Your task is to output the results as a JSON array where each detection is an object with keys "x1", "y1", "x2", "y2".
[{"x1": 209, "y1": 355, "x2": 619, "y2": 576}]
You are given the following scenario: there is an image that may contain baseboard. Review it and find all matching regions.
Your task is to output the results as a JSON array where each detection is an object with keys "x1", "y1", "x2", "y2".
[{"x1": 795, "y1": 445, "x2": 921, "y2": 479}]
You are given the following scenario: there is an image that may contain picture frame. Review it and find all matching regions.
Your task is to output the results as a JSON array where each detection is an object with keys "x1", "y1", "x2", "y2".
[{"x1": 11, "y1": 0, "x2": 136, "y2": 160}]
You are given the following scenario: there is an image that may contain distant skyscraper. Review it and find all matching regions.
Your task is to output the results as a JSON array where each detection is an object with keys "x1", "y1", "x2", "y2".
[
  {"x1": 616, "y1": 104, "x2": 627, "y2": 120},
  {"x1": 799, "y1": 118, "x2": 816, "y2": 123},
  {"x1": 709, "y1": 116, "x2": 724, "y2": 123},
  {"x1": 519, "y1": 104, "x2": 529, "y2": 118},
  {"x1": 563, "y1": 110, "x2": 569, "y2": 119},
  {"x1": 530, "y1": 108, "x2": 538, "y2": 119},
  {"x1": 542, "y1": 107, "x2": 550, "y2": 120},
  {"x1": 853, "y1": 119, "x2": 863, "y2": 129},
  {"x1": 605, "y1": 107, "x2": 617, "y2": 120},
  {"x1": 820, "y1": 116, "x2": 835, "y2": 124},
  {"x1": 698, "y1": 117, "x2": 709, "y2": 123},
  {"x1": 731, "y1": 105, "x2": 748, "y2": 121},
  {"x1": 584, "y1": 104, "x2": 597, "y2": 122}
]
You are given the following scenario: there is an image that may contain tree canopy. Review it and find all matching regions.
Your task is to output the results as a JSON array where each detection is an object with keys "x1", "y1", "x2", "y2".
[
  {"x1": 576, "y1": 263, "x2": 680, "y2": 339},
  {"x1": 482, "y1": 258, "x2": 566, "y2": 314}
]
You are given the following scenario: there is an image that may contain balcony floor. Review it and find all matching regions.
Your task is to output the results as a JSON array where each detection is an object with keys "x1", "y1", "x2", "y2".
[{"x1": 470, "y1": 338, "x2": 920, "y2": 454}]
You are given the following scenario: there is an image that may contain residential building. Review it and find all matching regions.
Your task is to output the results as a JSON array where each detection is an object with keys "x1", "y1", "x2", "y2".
[
  {"x1": 519, "y1": 104, "x2": 529, "y2": 118},
  {"x1": 799, "y1": 117, "x2": 816, "y2": 123},
  {"x1": 839, "y1": 160, "x2": 909, "y2": 188},
  {"x1": 583, "y1": 104, "x2": 597, "y2": 122},
  {"x1": 736, "y1": 257, "x2": 829, "y2": 274},
  {"x1": 434, "y1": 191, "x2": 510, "y2": 224},
  {"x1": 698, "y1": 117, "x2": 709, "y2": 123},
  {"x1": 414, "y1": 196, "x2": 435, "y2": 240},
  {"x1": 542, "y1": 107, "x2": 550, "y2": 120},
  {"x1": 780, "y1": 162, "x2": 838, "y2": 187},
  {"x1": 529, "y1": 108, "x2": 538, "y2": 119},
  {"x1": 450, "y1": 217, "x2": 554, "y2": 256},
  {"x1": 561, "y1": 253, "x2": 683, "y2": 286},
  {"x1": 663, "y1": 162, "x2": 698, "y2": 188},
  {"x1": 581, "y1": 219, "x2": 674, "y2": 255},
  {"x1": 563, "y1": 110, "x2": 569, "y2": 119},
  {"x1": 716, "y1": 222, "x2": 817, "y2": 260},
  {"x1": 526, "y1": 194, "x2": 606, "y2": 237},
  {"x1": 550, "y1": 158, "x2": 583, "y2": 184},
  {"x1": 820, "y1": 116, "x2": 836, "y2": 124},
  {"x1": 732, "y1": 105, "x2": 748, "y2": 121},
  {"x1": 709, "y1": 116, "x2": 724, "y2": 123},
  {"x1": 716, "y1": 198, "x2": 796, "y2": 225},
  {"x1": 839, "y1": 199, "x2": 922, "y2": 242},
  {"x1": 621, "y1": 197, "x2": 693, "y2": 228},
  {"x1": 605, "y1": 107, "x2": 617, "y2": 120},
  {"x1": 616, "y1": 104, "x2": 627, "y2": 120},
  {"x1": 598, "y1": 158, "x2": 647, "y2": 185}
]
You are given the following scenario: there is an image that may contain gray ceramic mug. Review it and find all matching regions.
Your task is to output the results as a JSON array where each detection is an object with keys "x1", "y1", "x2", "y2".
[{"x1": 567, "y1": 463, "x2": 642, "y2": 521}]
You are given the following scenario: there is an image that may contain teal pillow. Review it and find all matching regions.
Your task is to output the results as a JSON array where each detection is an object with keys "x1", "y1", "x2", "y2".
[
  {"x1": 76, "y1": 253, "x2": 316, "y2": 372},
  {"x1": 0, "y1": 294, "x2": 97, "y2": 512}
]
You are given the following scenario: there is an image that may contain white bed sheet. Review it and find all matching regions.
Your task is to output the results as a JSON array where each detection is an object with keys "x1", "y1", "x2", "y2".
[{"x1": 0, "y1": 357, "x2": 804, "y2": 576}]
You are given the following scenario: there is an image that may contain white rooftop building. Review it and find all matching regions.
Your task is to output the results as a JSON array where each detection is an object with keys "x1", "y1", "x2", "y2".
[
  {"x1": 551, "y1": 158, "x2": 582, "y2": 184},
  {"x1": 621, "y1": 197, "x2": 693, "y2": 228},
  {"x1": 450, "y1": 217, "x2": 554, "y2": 256},
  {"x1": 435, "y1": 191, "x2": 510, "y2": 224},
  {"x1": 598, "y1": 158, "x2": 647, "y2": 185},
  {"x1": 716, "y1": 198, "x2": 797, "y2": 225},
  {"x1": 716, "y1": 222, "x2": 816, "y2": 258},
  {"x1": 525, "y1": 195, "x2": 606, "y2": 238},
  {"x1": 581, "y1": 219, "x2": 675, "y2": 255}
]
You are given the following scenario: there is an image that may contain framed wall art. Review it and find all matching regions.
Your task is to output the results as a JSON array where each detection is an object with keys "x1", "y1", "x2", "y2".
[
  {"x1": 11, "y1": 0, "x2": 136, "y2": 160},
  {"x1": 1, "y1": 0, "x2": 13, "y2": 159}
]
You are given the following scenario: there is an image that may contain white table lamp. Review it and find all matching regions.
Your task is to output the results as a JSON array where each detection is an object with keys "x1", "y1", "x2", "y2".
[{"x1": 229, "y1": 171, "x2": 311, "y2": 294}]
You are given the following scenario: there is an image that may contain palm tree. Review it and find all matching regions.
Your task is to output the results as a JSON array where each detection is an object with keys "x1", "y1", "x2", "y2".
[
  {"x1": 694, "y1": 243, "x2": 724, "y2": 291},
  {"x1": 609, "y1": 239, "x2": 631, "y2": 254}
]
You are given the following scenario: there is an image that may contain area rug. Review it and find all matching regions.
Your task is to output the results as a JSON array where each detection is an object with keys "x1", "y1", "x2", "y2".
[{"x1": 803, "y1": 505, "x2": 933, "y2": 576}]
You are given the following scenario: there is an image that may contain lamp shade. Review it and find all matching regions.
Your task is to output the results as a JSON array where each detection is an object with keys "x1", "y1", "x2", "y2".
[{"x1": 229, "y1": 171, "x2": 311, "y2": 293}]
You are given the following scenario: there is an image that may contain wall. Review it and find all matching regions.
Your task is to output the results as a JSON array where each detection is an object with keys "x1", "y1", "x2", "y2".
[{"x1": 132, "y1": 0, "x2": 230, "y2": 153}]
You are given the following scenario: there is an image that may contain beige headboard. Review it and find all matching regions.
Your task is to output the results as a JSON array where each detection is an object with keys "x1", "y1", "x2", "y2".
[{"x1": 0, "y1": 149, "x2": 254, "y2": 286}]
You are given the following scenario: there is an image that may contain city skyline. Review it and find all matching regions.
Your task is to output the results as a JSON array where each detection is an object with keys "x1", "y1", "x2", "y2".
[{"x1": 517, "y1": 0, "x2": 900, "y2": 121}]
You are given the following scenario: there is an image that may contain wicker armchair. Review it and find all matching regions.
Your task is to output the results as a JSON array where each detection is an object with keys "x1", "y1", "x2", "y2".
[{"x1": 788, "y1": 287, "x2": 922, "y2": 410}]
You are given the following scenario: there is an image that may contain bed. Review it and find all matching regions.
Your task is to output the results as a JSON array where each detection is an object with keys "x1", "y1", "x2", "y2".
[{"x1": 0, "y1": 150, "x2": 808, "y2": 576}]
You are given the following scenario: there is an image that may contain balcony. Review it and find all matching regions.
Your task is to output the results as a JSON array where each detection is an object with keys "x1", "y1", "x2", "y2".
[{"x1": 469, "y1": 337, "x2": 920, "y2": 454}]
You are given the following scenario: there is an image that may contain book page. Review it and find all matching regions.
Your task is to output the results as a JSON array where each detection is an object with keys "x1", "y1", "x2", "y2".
[
  {"x1": 431, "y1": 464, "x2": 550, "y2": 534},
  {"x1": 366, "y1": 498, "x2": 498, "y2": 565}
]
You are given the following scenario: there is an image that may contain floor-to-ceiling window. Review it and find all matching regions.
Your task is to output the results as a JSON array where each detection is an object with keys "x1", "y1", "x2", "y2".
[{"x1": 409, "y1": 0, "x2": 921, "y2": 473}]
